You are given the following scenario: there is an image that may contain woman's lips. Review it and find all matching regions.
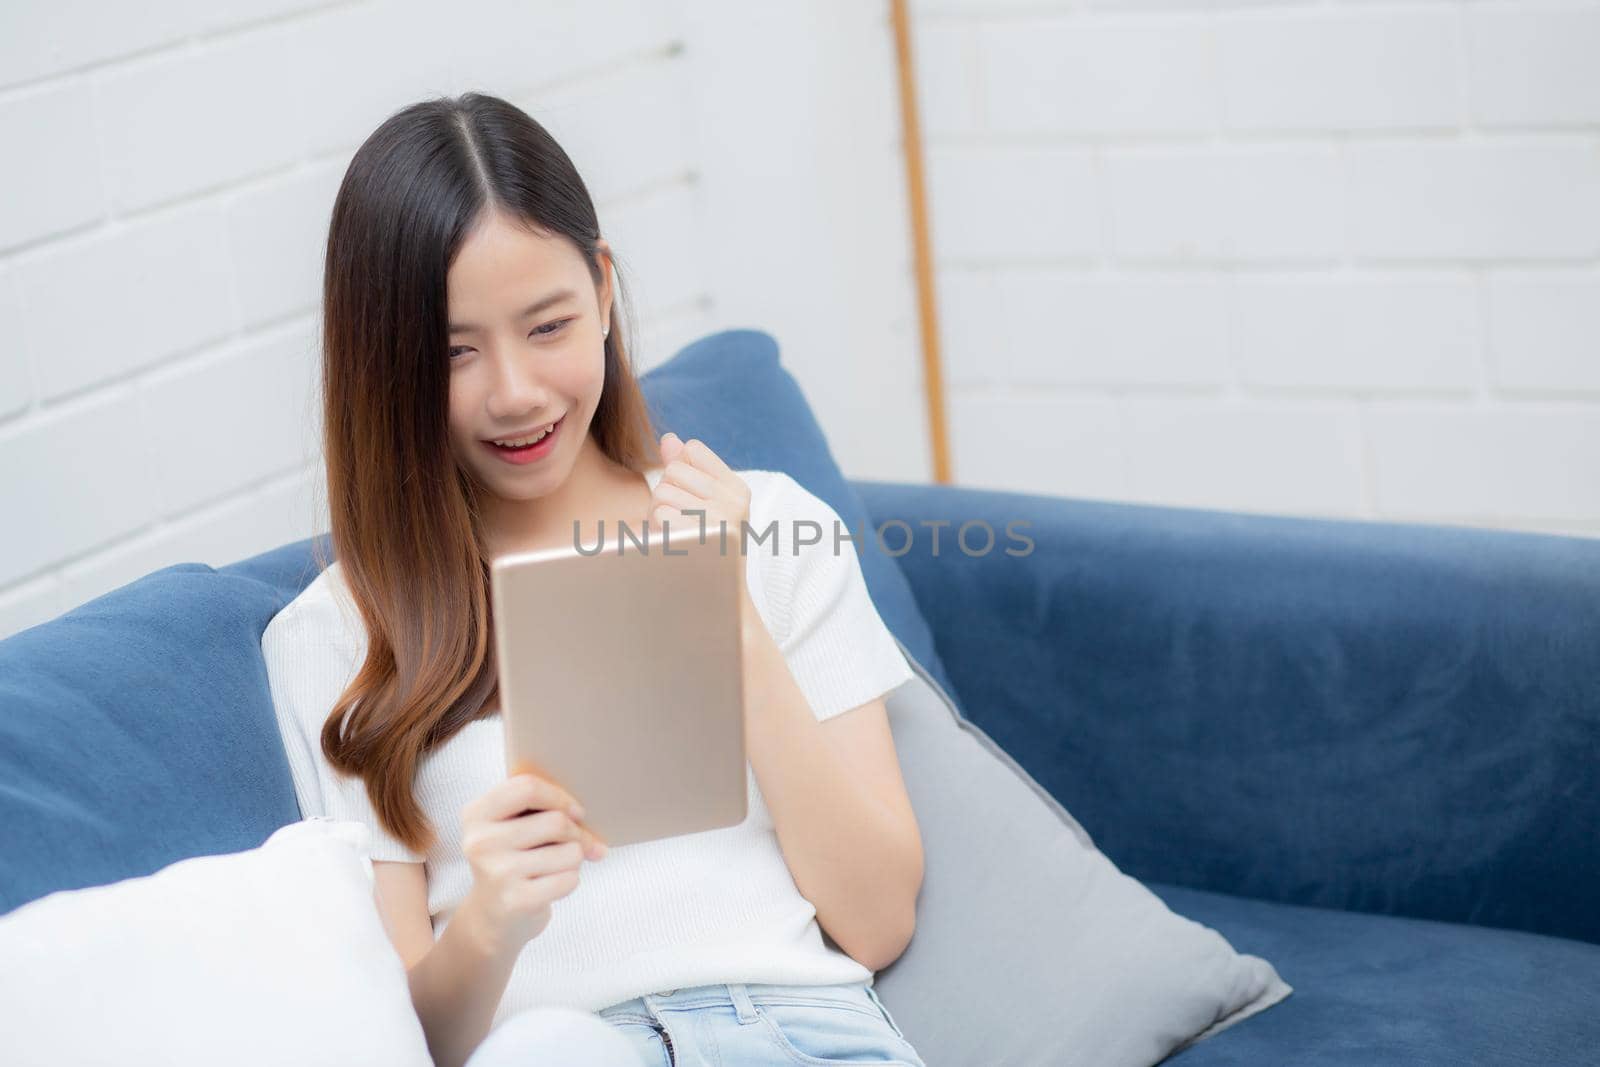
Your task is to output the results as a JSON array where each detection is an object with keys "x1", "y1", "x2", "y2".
[{"x1": 482, "y1": 415, "x2": 563, "y2": 465}]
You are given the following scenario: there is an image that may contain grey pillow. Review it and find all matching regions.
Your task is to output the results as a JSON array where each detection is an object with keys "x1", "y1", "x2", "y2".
[{"x1": 868, "y1": 637, "x2": 1292, "y2": 1065}]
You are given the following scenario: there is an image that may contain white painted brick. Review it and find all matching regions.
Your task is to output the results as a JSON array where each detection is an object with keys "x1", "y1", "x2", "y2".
[
  {"x1": 0, "y1": 1, "x2": 332, "y2": 92},
  {"x1": 19, "y1": 204, "x2": 235, "y2": 402},
  {"x1": 810, "y1": 1, "x2": 905, "y2": 177},
  {"x1": 1091, "y1": 0, "x2": 1299, "y2": 8},
  {"x1": 191, "y1": 0, "x2": 337, "y2": 37},
  {"x1": 1348, "y1": 138, "x2": 1600, "y2": 261},
  {"x1": 910, "y1": 0, "x2": 1080, "y2": 12},
  {"x1": 227, "y1": 161, "x2": 343, "y2": 329},
  {"x1": 1486, "y1": 271, "x2": 1600, "y2": 392},
  {"x1": 0, "y1": 84, "x2": 104, "y2": 252},
  {"x1": 0, "y1": 0, "x2": 192, "y2": 89},
  {"x1": 950, "y1": 391, "x2": 1127, "y2": 499},
  {"x1": 939, "y1": 269, "x2": 1230, "y2": 387},
  {"x1": 1469, "y1": 5, "x2": 1600, "y2": 128},
  {"x1": 426, "y1": 0, "x2": 680, "y2": 95},
  {"x1": 979, "y1": 16, "x2": 1215, "y2": 135},
  {"x1": 678, "y1": 0, "x2": 922, "y2": 484},
  {"x1": 54, "y1": 465, "x2": 323, "y2": 618},
  {"x1": 936, "y1": 271, "x2": 1007, "y2": 387},
  {"x1": 0, "y1": 266, "x2": 29, "y2": 420},
  {"x1": 0, "y1": 575, "x2": 64, "y2": 642},
  {"x1": 911, "y1": 21, "x2": 982, "y2": 138},
  {"x1": 634, "y1": 298, "x2": 714, "y2": 375},
  {"x1": 0, "y1": 390, "x2": 160, "y2": 587},
  {"x1": 93, "y1": 22, "x2": 311, "y2": 215},
  {"x1": 519, "y1": 54, "x2": 697, "y2": 206},
  {"x1": 140, "y1": 325, "x2": 320, "y2": 518},
  {"x1": 599, "y1": 181, "x2": 706, "y2": 319},
  {"x1": 1367, "y1": 405, "x2": 1600, "y2": 521},
  {"x1": 177, "y1": 465, "x2": 324, "y2": 567},
  {"x1": 296, "y1": 0, "x2": 680, "y2": 158},
  {"x1": 293, "y1": 4, "x2": 438, "y2": 159},
  {"x1": 1233, "y1": 272, "x2": 1480, "y2": 392},
  {"x1": 838, "y1": 292, "x2": 932, "y2": 485},
  {"x1": 1106, "y1": 145, "x2": 1343, "y2": 263},
  {"x1": 926, "y1": 145, "x2": 1099, "y2": 263},
  {"x1": 1122, "y1": 398, "x2": 1368, "y2": 515},
  {"x1": 1217, "y1": 7, "x2": 1459, "y2": 132}
]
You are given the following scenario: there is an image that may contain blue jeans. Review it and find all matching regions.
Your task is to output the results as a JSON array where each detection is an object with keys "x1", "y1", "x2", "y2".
[{"x1": 596, "y1": 981, "x2": 926, "y2": 1066}]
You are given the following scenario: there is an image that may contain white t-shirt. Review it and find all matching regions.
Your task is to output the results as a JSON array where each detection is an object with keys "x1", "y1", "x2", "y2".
[{"x1": 261, "y1": 467, "x2": 915, "y2": 1025}]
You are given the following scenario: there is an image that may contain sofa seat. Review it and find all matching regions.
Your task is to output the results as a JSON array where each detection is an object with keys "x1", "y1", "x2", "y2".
[{"x1": 1147, "y1": 881, "x2": 1600, "y2": 1065}]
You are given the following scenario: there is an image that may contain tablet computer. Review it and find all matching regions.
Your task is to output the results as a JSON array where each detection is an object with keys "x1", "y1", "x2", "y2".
[{"x1": 489, "y1": 519, "x2": 748, "y2": 849}]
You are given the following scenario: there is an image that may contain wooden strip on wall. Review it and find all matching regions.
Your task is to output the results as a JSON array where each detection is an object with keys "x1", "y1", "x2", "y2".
[{"x1": 890, "y1": 0, "x2": 952, "y2": 484}]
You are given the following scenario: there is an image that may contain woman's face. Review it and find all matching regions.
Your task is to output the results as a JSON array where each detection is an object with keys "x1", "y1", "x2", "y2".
[{"x1": 444, "y1": 208, "x2": 612, "y2": 504}]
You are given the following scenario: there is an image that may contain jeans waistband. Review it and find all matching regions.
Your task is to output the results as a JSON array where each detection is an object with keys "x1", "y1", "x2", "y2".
[{"x1": 598, "y1": 980, "x2": 872, "y2": 1019}]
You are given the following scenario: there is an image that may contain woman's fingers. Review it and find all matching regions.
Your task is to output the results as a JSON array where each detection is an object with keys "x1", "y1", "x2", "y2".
[
  {"x1": 485, "y1": 805, "x2": 608, "y2": 860},
  {"x1": 470, "y1": 772, "x2": 580, "y2": 824},
  {"x1": 509, "y1": 839, "x2": 588, "y2": 878},
  {"x1": 652, "y1": 481, "x2": 705, "y2": 514},
  {"x1": 660, "y1": 457, "x2": 719, "y2": 498},
  {"x1": 678, "y1": 437, "x2": 734, "y2": 479}
]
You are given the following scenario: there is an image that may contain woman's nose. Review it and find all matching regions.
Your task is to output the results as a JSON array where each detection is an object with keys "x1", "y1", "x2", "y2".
[{"x1": 484, "y1": 350, "x2": 550, "y2": 418}]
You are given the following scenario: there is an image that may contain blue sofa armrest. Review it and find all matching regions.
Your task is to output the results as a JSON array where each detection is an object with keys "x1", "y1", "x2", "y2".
[{"x1": 851, "y1": 479, "x2": 1600, "y2": 946}]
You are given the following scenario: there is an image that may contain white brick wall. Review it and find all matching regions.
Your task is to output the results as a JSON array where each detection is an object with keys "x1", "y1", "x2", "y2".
[
  {"x1": 0, "y1": 0, "x2": 923, "y2": 639},
  {"x1": 913, "y1": 0, "x2": 1600, "y2": 542},
  {"x1": 9, "y1": 0, "x2": 1596, "y2": 642}
]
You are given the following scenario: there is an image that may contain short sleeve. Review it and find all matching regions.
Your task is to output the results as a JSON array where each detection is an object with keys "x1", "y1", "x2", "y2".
[
  {"x1": 261, "y1": 587, "x2": 427, "y2": 864},
  {"x1": 764, "y1": 473, "x2": 915, "y2": 723}
]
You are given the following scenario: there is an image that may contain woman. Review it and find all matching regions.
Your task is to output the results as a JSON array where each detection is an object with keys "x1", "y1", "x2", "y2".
[{"x1": 262, "y1": 91, "x2": 928, "y2": 1067}]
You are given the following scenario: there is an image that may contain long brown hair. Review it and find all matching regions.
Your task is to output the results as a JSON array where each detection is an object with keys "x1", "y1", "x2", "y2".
[{"x1": 314, "y1": 92, "x2": 660, "y2": 855}]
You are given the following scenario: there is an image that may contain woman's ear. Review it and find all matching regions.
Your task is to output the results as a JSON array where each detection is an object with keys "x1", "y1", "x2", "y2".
[{"x1": 593, "y1": 236, "x2": 615, "y2": 334}]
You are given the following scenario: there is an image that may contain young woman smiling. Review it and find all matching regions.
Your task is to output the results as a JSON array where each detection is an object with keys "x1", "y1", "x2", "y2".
[{"x1": 261, "y1": 93, "x2": 928, "y2": 1067}]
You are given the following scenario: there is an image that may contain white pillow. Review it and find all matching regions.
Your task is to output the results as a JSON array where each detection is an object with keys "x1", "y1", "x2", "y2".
[
  {"x1": 0, "y1": 817, "x2": 431, "y2": 1067},
  {"x1": 871, "y1": 644, "x2": 1294, "y2": 1063}
]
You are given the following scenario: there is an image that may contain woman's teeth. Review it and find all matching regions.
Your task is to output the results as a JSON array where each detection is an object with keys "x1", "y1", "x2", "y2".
[{"x1": 493, "y1": 426, "x2": 551, "y2": 447}]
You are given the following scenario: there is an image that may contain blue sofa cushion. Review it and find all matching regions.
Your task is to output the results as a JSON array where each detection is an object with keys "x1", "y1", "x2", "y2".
[
  {"x1": 1150, "y1": 881, "x2": 1600, "y2": 1065},
  {"x1": 0, "y1": 560, "x2": 305, "y2": 914}
]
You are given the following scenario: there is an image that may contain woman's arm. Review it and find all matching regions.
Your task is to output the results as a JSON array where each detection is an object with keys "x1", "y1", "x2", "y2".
[
  {"x1": 739, "y1": 599, "x2": 924, "y2": 972},
  {"x1": 373, "y1": 862, "x2": 522, "y2": 1067}
]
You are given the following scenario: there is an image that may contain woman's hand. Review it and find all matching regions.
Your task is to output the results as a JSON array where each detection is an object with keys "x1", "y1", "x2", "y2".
[
  {"x1": 649, "y1": 432, "x2": 758, "y2": 632},
  {"x1": 457, "y1": 771, "x2": 607, "y2": 958},
  {"x1": 649, "y1": 432, "x2": 750, "y2": 540}
]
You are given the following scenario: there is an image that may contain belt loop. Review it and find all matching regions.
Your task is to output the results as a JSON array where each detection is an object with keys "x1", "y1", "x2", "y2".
[{"x1": 727, "y1": 982, "x2": 760, "y2": 1024}]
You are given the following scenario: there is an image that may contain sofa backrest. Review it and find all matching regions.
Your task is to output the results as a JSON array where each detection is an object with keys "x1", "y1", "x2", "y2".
[{"x1": 858, "y1": 478, "x2": 1600, "y2": 946}]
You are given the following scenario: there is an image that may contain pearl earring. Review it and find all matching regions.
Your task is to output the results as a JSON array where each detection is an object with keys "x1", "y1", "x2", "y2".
[{"x1": 603, "y1": 323, "x2": 610, "y2": 339}]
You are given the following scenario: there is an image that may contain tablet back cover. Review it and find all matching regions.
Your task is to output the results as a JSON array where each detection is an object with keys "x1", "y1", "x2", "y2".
[{"x1": 490, "y1": 521, "x2": 748, "y2": 848}]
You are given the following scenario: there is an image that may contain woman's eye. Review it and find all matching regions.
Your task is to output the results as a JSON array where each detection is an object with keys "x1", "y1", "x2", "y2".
[
  {"x1": 448, "y1": 319, "x2": 570, "y2": 360},
  {"x1": 531, "y1": 318, "x2": 572, "y2": 338}
]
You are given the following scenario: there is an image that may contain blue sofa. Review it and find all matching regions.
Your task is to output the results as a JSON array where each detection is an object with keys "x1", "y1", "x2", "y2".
[
  {"x1": 855, "y1": 479, "x2": 1600, "y2": 1064},
  {"x1": 3, "y1": 329, "x2": 1597, "y2": 1063}
]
